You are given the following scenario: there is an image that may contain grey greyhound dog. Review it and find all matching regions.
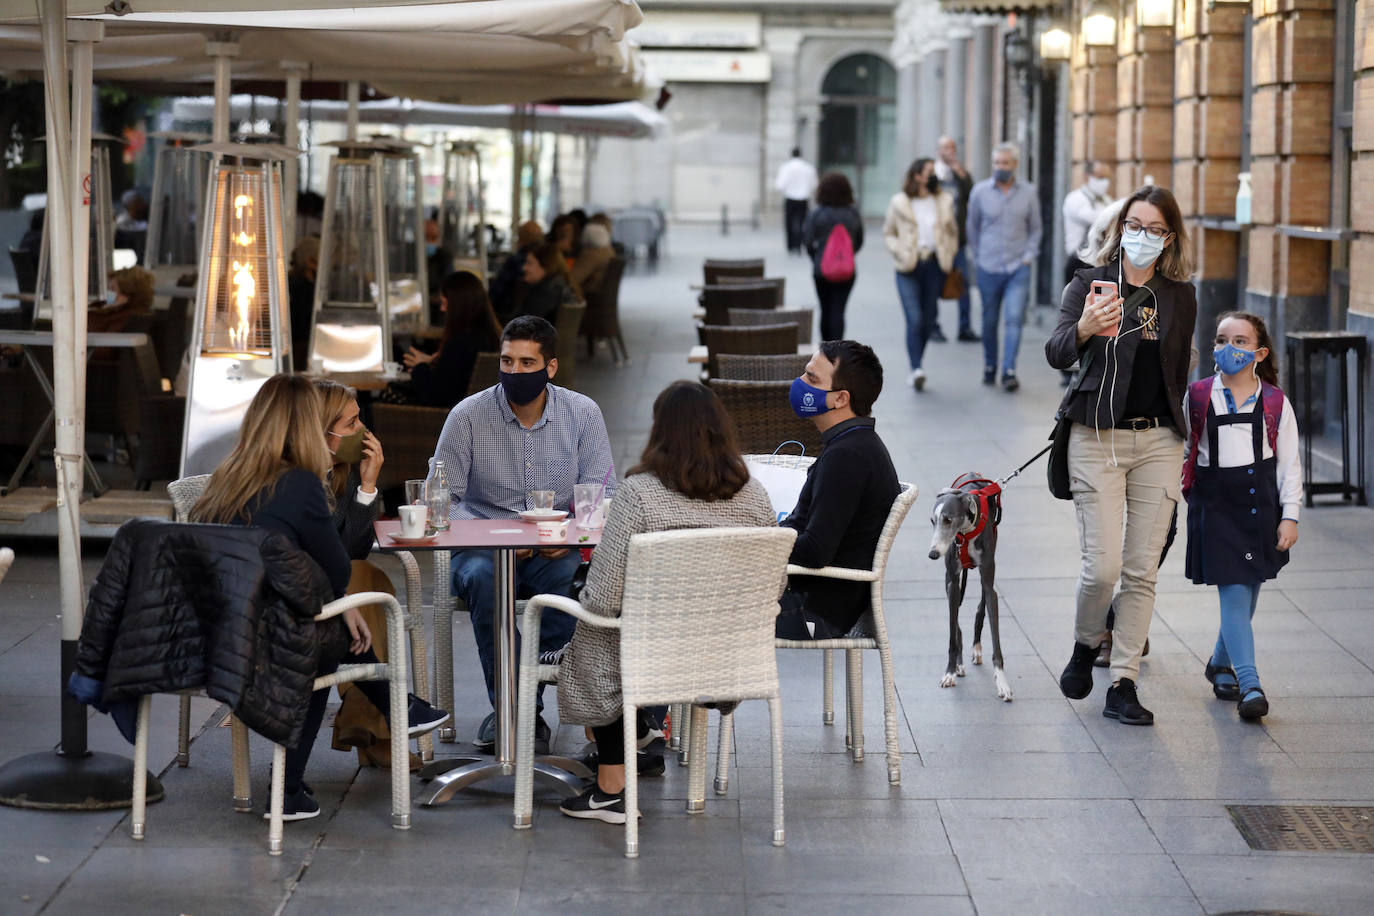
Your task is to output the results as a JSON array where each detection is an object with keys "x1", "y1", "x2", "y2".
[{"x1": 927, "y1": 473, "x2": 1013, "y2": 701}]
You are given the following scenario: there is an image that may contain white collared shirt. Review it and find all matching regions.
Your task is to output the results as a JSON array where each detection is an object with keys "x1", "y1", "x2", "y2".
[
  {"x1": 775, "y1": 157, "x2": 818, "y2": 201},
  {"x1": 1186, "y1": 374, "x2": 1303, "y2": 521}
]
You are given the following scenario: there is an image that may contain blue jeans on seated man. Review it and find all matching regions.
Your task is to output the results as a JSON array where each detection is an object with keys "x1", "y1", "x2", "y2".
[
  {"x1": 451, "y1": 548, "x2": 580, "y2": 709},
  {"x1": 976, "y1": 262, "x2": 1031, "y2": 376}
]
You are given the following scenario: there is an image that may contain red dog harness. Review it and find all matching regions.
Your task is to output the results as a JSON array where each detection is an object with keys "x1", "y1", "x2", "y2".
[{"x1": 951, "y1": 473, "x2": 1003, "y2": 571}]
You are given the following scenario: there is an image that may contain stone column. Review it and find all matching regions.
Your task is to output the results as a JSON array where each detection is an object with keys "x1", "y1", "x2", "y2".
[
  {"x1": 896, "y1": 51, "x2": 921, "y2": 166},
  {"x1": 969, "y1": 22, "x2": 996, "y2": 176},
  {"x1": 944, "y1": 26, "x2": 971, "y2": 154},
  {"x1": 919, "y1": 45, "x2": 949, "y2": 157},
  {"x1": 764, "y1": 27, "x2": 803, "y2": 213}
]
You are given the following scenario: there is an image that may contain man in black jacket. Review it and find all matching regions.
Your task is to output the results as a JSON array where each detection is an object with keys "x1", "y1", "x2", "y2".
[{"x1": 776, "y1": 340, "x2": 901, "y2": 639}]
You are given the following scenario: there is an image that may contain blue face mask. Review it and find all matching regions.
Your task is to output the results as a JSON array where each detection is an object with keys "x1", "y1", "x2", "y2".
[
  {"x1": 1121, "y1": 225, "x2": 1165, "y2": 268},
  {"x1": 789, "y1": 377, "x2": 832, "y2": 419},
  {"x1": 993, "y1": 168, "x2": 1014, "y2": 185},
  {"x1": 425, "y1": 243, "x2": 438, "y2": 258},
  {"x1": 1214, "y1": 343, "x2": 1259, "y2": 376}
]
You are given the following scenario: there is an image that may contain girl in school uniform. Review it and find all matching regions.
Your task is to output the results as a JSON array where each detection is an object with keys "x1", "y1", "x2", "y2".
[{"x1": 1183, "y1": 311, "x2": 1303, "y2": 720}]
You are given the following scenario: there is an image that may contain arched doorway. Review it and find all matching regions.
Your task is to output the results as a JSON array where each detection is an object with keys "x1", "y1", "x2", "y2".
[{"x1": 819, "y1": 53, "x2": 897, "y2": 217}]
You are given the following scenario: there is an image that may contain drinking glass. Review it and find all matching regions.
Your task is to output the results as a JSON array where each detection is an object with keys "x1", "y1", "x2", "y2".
[
  {"x1": 573, "y1": 483, "x2": 606, "y2": 529},
  {"x1": 405, "y1": 479, "x2": 426, "y2": 506},
  {"x1": 527, "y1": 490, "x2": 556, "y2": 512}
]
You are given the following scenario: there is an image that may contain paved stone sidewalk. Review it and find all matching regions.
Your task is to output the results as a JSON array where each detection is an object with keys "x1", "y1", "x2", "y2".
[{"x1": 2, "y1": 223, "x2": 1372, "y2": 915}]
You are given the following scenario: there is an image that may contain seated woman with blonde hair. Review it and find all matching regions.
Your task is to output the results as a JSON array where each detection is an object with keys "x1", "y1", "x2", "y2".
[{"x1": 191, "y1": 374, "x2": 448, "y2": 820}]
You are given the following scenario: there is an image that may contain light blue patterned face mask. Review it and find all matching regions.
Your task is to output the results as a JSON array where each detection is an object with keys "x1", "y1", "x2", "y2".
[{"x1": 1213, "y1": 342, "x2": 1258, "y2": 376}]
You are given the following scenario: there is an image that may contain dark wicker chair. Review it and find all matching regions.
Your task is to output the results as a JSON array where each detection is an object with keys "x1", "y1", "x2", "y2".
[
  {"x1": 555, "y1": 301, "x2": 586, "y2": 390},
  {"x1": 699, "y1": 280, "x2": 784, "y2": 325},
  {"x1": 133, "y1": 394, "x2": 186, "y2": 489},
  {"x1": 699, "y1": 323, "x2": 799, "y2": 378},
  {"x1": 703, "y1": 258, "x2": 764, "y2": 285},
  {"x1": 728, "y1": 307, "x2": 814, "y2": 345},
  {"x1": 467, "y1": 352, "x2": 501, "y2": 396},
  {"x1": 713, "y1": 352, "x2": 813, "y2": 382},
  {"x1": 370, "y1": 402, "x2": 452, "y2": 495},
  {"x1": 580, "y1": 256, "x2": 628, "y2": 364},
  {"x1": 708, "y1": 378, "x2": 823, "y2": 455}
]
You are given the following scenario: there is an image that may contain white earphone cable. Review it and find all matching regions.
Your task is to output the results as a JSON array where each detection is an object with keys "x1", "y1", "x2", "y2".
[{"x1": 1092, "y1": 254, "x2": 1159, "y2": 467}]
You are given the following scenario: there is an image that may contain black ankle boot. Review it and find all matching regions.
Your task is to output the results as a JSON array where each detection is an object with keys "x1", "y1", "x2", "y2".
[{"x1": 1059, "y1": 641, "x2": 1097, "y2": 699}]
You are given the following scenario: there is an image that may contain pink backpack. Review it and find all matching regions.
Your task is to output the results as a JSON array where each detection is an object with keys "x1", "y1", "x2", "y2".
[{"x1": 819, "y1": 222, "x2": 855, "y2": 282}]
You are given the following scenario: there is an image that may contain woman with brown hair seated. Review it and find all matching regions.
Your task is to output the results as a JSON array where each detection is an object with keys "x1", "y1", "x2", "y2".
[
  {"x1": 556, "y1": 381, "x2": 777, "y2": 825},
  {"x1": 516, "y1": 241, "x2": 581, "y2": 324},
  {"x1": 394, "y1": 271, "x2": 502, "y2": 407}
]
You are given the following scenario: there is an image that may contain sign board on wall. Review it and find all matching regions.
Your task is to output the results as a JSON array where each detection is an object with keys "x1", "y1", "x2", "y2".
[
  {"x1": 631, "y1": 11, "x2": 762, "y2": 49},
  {"x1": 640, "y1": 50, "x2": 772, "y2": 83}
]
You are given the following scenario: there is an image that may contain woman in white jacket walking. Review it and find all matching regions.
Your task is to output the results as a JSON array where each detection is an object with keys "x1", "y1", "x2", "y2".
[{"x1": 883, "y1": 158, "x2": 959, "y2": 390}]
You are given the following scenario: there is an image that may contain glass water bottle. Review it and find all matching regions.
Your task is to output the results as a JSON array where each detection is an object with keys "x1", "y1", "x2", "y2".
[{"x1": 426, "y1": 459, "x2": 450, "y2": 531}]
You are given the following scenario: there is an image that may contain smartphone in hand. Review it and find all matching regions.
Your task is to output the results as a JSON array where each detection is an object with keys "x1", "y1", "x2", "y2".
[{"x1": 1090, "y1": 280, "x2": 1120, "y2": 338}]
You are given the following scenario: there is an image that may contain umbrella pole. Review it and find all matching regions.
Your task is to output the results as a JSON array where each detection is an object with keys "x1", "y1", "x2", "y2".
[{"x1": 0, "y1": 4, "x2": 163, "y2": 812}]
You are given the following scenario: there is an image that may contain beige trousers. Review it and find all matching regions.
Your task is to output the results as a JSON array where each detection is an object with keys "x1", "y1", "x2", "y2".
[{"x1": 1068, "y1": 423, "x2": 1183, "y2": 682}]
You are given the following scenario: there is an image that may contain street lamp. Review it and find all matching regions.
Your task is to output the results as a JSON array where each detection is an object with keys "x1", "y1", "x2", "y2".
[
  {"x1": 1039, "y1": 23, "x2": 1073, "y2": 61},
  {"x1": 1082, "y1": 1, "x2": 1119, "y2": 46},
  {"x1": 181, "y1": 143, "x2": 295, "y2": 476},
  {"x1": 1137, "y1": 0, "x2": 1175, "y2": 27}
]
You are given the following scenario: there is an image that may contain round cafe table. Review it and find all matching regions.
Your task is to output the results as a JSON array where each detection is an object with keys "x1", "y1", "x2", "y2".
[{"x1": 374, "y1": 517, "x2": 601, "y2": 804}]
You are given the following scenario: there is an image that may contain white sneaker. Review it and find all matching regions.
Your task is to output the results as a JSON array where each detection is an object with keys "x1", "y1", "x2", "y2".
[{"x1": 909, "y1": 369, "x2": 926, "y2": 391}]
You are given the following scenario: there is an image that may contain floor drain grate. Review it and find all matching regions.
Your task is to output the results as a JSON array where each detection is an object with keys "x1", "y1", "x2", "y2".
[{"x1": 1227, "y1": 805, "x2": 1374, "y2": 853}]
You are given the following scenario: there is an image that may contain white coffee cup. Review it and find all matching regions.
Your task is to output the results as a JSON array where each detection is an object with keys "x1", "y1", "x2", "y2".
[
  {"x1": 536, "y1": 520, "x2": 568, "y2": 542},
  {"x1": 383, "y1": 360, "x2": 401, "y2": 377},
  {"x1": 309, "y1": 357, "x2": 325, "y2": 375},
  {"x1": 398, "y1": 504, "x2": 428, "y2": 539}
]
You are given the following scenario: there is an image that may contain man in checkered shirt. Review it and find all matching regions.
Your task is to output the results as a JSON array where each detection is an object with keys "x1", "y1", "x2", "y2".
[{"x1": 432, "y1": 315, "x2": 616, "y2": 752}]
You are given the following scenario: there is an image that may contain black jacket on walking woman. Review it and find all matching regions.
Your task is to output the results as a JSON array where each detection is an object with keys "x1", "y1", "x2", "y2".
[
  {"x1": 802, "y1": 204, "x2": 865, "y2": 272},
  {"x1": 1046, "y1": 261, "x2": 1196, "y2": 434}
]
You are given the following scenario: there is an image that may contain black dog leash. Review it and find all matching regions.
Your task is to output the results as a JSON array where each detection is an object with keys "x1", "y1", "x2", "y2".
[{"x1": 995, "y1": 443, "x2": 1053, "y2": 488}]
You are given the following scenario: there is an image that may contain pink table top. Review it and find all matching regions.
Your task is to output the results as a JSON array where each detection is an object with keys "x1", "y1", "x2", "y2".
[{"x1": 373, "y1": 517, "x2": 602, "y2": 551}]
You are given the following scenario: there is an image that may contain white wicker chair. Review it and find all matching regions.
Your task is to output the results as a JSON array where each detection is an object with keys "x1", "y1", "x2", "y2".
[
  {"x1": 167, "y1": 475, "x2": 433, "y2": 762},
  {"x1": 512, "y1": 527, "x2": 797, "y2": 858},
  {"x1": 716, "y1": 456, "x2": 919, "y2": 786}
]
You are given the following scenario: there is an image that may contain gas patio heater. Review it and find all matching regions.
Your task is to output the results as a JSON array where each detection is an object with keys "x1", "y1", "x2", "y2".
[
  {"x1": 439, "y1": 140, "x2": 488, "y2": 281},
  {"x1": 143, "y1": 131, "x2": 210, "y2": 282},
  {"x1": 180, "y1": 143, "x2": 295, "y2": 476},
  {"x1": 309, "y1": 139, "x2": 427, "y2": 371},
  {"x1": 33, "y1": 133, "x2": 118, "y2": 325}
]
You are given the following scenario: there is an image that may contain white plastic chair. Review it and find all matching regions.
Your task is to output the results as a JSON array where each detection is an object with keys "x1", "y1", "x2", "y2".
[
  {"x1": 715, "y1": 457, "x2": 919, "y2": 786},
  {"x1": 512, "y1": 526, "x2": 797, "y2": 858}
]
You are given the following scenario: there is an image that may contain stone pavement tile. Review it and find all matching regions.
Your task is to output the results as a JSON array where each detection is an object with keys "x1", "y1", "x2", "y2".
[
  {"x1": 734, "y1": 752, "x2": 915, "y2": 800},
  {"x1": 954, "y1": 850, "x2": 1193, "y2": 900},
  {"x1": 518, "y1": 823, "x2": 747, "y2": 895},
  {"x1": 728, "y1": 724, "x2": 919, "y2": 765},
  {"x1": 1133, "y1": 799, "x2": 1254, "y2": 855},
  {"x1": 897, "y1": 753, "x2": 1132, "y2": 800},
  {"x1": 969, "y1": 892, "x2": 1204, "y2": 916},
  {"x1": 0, "y1": 809, "x2": 124, "y2": 916},
  {"x1": 911, "y1": 722, "x2": 1099, "y2": 757},
  {"x1": 747, "y1": 893, "x2": 974, "y2": 915},
  {"x1": 900, "y1": 695, "x2": 1079, "y2": 726},
  {"x1": 1282, "y1": 587, "x2": 1374, "y2": 612},
  {"x1": 517, "y1": 890, "x2": 745, "y2": 915},
  {"x1": 747, "y1": 810, "x2": 953, "y2": 857},
  {"x1": 1108, "y1": 754, "x2": 1374, "y2": 800},
  {"x1": 739, "y1": 796, "x2": 938, "y2": 822},
  {"x1": 938, "y1": 798, "x2": 1165, "y2": 854},
  {"x1": 283, "y1": 887, "x2": 520, "y2": 916},
  {"x1": 1173, "y1": 853, "x2": 1374, "y2": 915},
  {"x1": 1263, "y1": 721, "x2": 1374, "y2": 753},
  {"x1": 43, "y1": 845, "x2": 295, "y2": 916},
  {"x1": 304, "y1": 845, "x2": 531, "y2": 892},
  {"x1": 1268, "y1": 696, "x2": 1374, "y2": 723},
  {"x1": 1284, "y1": 751, "x2": 1374, "y2": 768},
  {"x1": 740, "y1": 849, "x2": 968, "y2": 897}
]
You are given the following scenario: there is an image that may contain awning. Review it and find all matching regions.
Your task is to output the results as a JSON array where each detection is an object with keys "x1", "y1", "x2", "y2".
[{"x1": 937, "y1": 0, "x2": 1058, "y2": 10}]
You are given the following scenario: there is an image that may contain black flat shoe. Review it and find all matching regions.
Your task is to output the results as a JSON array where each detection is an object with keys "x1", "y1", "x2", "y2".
[
  {"x1": 1204, "y1": 660, "x2": 1240, "y2": 700},
  {"x1": 1103, "y1": 677, "x2": 1154, "y2": 726},
  {"x1": 1238, "y1": 688, "x2": 1269, "y2": 720}
]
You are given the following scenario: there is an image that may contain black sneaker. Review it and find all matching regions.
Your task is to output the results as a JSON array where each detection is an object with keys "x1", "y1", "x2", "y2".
[
  {"x1": 1002, "y1": 373, "x2": 1020, "y2": 392},
  {"x1": 264, "y1": 787, "x2": 320, "y2": 822},
  {"x1": 535, "y1": 714, "x2": 551, "y2": 756},
  {"x1": 1059, "y1": 641, "x2": 1097, "y2": 699},
  {"x1": 982, "y1": 368, "x2": 996, "y2": 386},
  {"x1": 1204, "y1": 660, "x2": 1240, "y2": 701},
  {"x1": 1238, "y1": 688, "x2": 1269, "y2": 720},
  {"x1": 472, "y1": 711, "x2": 496, "y2": 750},
  {"x1": 579, "y1": 749, "x2": 666, "y2": 777},
  {"x1": 957, "y1": 330, "x2": 981, "y2": 342},
  {"x1": 931, "y1": 326, "x2": 948, "y2": 343},
  {"x1": 1103, "y1": 678, "x2": 1154, "y2": 726},
  {"x1": 559, "y1": 785, "x2": 631, "y2": 824},
  {"x1": 406, "y1": 696, "x2": 451, "y2": 737}
]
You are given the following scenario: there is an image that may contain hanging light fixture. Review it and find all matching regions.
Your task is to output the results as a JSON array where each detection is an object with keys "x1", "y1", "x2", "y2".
[
  {"x1": 34, "y1": 134, "x2": 119, "y2": 326},
  {"x1": 1136, "y1": 0, "x2": 1176, "y2": 27},
  {"x1": 1039, "y1": 23, "x2": 1073, "y2": 61},
  {"x1": 144, "y1": 130, "x2": 210, "y2": 279},
  {"x1": 181, "y1": 143, "x2": 296, "y2": 476},
  {"x1": 1082, "y1": 1, "x2": 1119, "y2": 46},
  {"x1": 440, "y1": 140, "x2": 488, "y2": 282},
  {"x1": 309, "y1": 139, "x2": 427, "y2": 372}
]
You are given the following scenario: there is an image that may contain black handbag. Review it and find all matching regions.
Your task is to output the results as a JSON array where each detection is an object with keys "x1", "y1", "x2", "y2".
[{"x1": 1046, "y1": 277, "x2": 1162, "y2": 500}]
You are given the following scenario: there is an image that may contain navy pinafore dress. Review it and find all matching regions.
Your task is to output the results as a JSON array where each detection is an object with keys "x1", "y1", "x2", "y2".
[{"x1": 1185, "y1": 395, "x2": 1290, "y2": 586}]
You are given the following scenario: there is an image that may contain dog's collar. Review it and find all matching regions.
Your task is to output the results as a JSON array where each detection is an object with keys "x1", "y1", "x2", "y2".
[{"x1": 951, "y1": 474, "x2": 1003, "y2": 571}]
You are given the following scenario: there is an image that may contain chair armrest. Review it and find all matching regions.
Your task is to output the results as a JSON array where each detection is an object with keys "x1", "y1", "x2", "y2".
[
  {"x1": 785, "y1": 564, "x2": 879, "y2": 582},
  {"x1": 523, "y1": 593, "x2": 621, "y2": 630},
  {"x1": 316, "y1": 591, "x2": 403, "y2": 621}
]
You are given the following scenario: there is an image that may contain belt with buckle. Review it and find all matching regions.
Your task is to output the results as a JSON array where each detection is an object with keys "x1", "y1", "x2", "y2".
[{"x1": 1114, "y1": 416, "x2": 1165, "y2": 431}]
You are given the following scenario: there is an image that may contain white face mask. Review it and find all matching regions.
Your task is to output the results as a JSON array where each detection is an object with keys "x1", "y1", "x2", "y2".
[{"x1": 1088, "y1": 176, "x2": 1110, "y2": 198}]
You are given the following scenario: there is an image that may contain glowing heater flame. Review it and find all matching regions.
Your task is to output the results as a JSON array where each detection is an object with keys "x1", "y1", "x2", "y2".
[{"x1": 226, "y1": 192, "x2": 256, "y2": 352}]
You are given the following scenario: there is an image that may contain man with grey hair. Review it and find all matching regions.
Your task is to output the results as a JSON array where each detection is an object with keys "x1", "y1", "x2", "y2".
[{"x1": 966, "y1": 142, "x2": 1042, "y2": 391}]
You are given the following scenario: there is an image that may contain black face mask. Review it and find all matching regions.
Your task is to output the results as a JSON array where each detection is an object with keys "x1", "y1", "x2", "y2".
[
  {"x1": 926, "y1": 174, "x2": 940, "y2": 194},
  {"x1": 499, "y1": 368, "x2": 550, "y2": 406}
]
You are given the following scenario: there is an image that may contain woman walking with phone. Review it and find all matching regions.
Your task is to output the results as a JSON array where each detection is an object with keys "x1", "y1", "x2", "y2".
[{"x1": 1044, "y1": 186, "x2": 1197, "y2": 728}]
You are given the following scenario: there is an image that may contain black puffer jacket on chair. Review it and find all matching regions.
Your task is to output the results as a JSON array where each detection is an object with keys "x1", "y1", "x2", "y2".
[{"x1": 71, "y1": 519, "x2": 335, "y2": 747}]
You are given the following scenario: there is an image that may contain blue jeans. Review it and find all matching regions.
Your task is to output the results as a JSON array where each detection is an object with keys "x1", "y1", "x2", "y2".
[
  {"x1": 1211, "y1": 583, "x2": 1262, "y2": 694},
  {"x1": 895, "y1": 258, "x2": 946, "y2": 371},
  {"x1": 451, "y1": 548, "x2": 581, "y2": 708},
  {"x1": 976, "y1": 263, "x2": 1031, "y2": 375},
  {"x1": 953, "y1": 247, "x2": 973, "y2": 336}
]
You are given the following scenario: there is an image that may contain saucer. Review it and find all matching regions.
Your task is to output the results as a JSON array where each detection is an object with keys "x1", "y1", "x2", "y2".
[
  {"x1": 518, "y1": 509, "x2": 568, "y2": 523},
  {"x1": 387, "y1": 533, "x2": 439, "y2": 545}
]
